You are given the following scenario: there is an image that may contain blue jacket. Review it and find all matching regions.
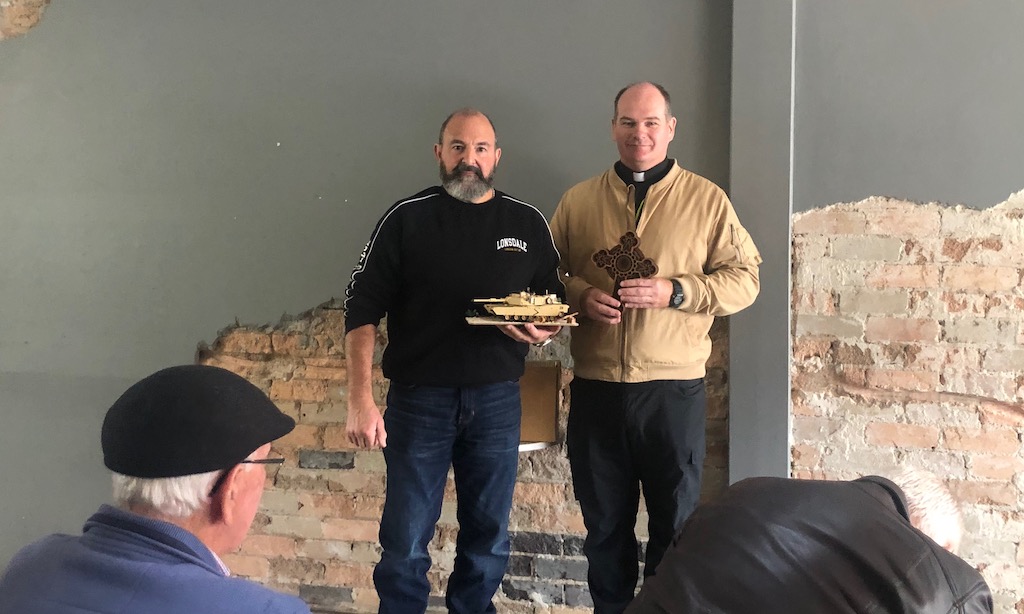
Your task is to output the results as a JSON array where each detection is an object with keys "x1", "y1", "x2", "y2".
[{"x1": 0, "y1": 505, "x2": 311, "y2": 614}]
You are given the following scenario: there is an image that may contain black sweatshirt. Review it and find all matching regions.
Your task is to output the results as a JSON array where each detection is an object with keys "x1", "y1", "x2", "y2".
[{"x1": 344, "y1": 186, "x2": 564, "y2": 386}]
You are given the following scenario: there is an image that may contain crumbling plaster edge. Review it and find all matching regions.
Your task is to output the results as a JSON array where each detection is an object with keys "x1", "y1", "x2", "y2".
[
  {"x1": 793, "y1": 189, "x2": 1024, "y2": 220},
  {"x1": 0, "y1": 0, "x2": 51, "y2": 41}
]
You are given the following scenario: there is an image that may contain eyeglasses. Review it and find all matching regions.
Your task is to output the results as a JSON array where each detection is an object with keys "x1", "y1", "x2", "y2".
[
  {"x1": 239, "y1": 458, "x2": 286, "y2": 467},
  {"x1": 208, "y1": 457, "x2": 285, "y2": 496}
]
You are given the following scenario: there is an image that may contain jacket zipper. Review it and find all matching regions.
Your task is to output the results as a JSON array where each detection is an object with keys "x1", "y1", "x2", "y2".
[{"x1": 619, "y1": 185, "x2": 637, "y2": 380}]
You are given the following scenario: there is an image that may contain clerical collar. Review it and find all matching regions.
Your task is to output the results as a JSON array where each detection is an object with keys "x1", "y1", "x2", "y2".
[{"x1": 614, "y1": 158, "x2": 673, "y2": 186}]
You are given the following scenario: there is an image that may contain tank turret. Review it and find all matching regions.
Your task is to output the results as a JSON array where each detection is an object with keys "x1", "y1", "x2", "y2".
[{"x1": 472, "y1": 291, "x2": 569, "y2": 322}]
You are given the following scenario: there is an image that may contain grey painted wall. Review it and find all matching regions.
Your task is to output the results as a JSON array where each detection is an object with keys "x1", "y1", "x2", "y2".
[
  {"x1": 729, "y1": 0, "x2": 1024, "y2": 482},
  {"x1": 794, "y1": 0, "x2": 1024, "y2": 211},
  {"x1": 0, "y1": 1, "x2": 732, "y2": 564}
]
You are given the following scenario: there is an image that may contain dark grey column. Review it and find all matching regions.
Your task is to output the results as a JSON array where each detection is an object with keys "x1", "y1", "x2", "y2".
[{"x1": 728, "y1": 0, "x2": 795, "y2": 481}]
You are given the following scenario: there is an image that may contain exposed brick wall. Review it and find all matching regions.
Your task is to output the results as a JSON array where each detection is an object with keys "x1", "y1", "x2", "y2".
[
  {"x1": 0, "y1": 0, "x2": 50, "y2": 40},
  {"x1": 791, "y1": 192, "x2": 1024, "y2": 612},
  {"x1": 197, "y1": 300, "x2": 730, "y2": 612}
]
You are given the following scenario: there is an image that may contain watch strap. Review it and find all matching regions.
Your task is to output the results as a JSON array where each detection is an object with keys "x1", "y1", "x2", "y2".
[{"x1": 669, "y1": 278, "x2": 684, "y2": 308}]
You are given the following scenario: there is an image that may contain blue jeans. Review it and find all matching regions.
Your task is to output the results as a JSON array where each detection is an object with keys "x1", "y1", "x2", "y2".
[{"x1": 374, "y1": 380, "x2": 522, "y2": 614}]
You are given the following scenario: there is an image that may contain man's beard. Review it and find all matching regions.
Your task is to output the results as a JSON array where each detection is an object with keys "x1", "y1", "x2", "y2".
[{"x1": 440, "y1": 161, "x2": 495, "y2": 202}]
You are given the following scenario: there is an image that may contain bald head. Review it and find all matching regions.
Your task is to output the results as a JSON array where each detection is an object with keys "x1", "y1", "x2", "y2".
[
  {"x1": 613, "y1": 81, "x2": 673, "y2": 121},
  {"x1": 438, "y1": 107, "x2": 498, "y2": 145},
  {"x1": 893, "y1": 468, "x2": 963, "y2": 553}
]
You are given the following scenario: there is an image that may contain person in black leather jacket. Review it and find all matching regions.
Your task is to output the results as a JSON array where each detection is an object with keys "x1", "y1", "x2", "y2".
[{"x1": 625, "y1": 471, "x2": 993, "y2": 614}]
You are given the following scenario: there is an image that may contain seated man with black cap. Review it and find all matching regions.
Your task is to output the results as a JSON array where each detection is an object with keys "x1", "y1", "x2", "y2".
[{"x1": 0, "y1": 365, "x2": 312, "y2": 614}]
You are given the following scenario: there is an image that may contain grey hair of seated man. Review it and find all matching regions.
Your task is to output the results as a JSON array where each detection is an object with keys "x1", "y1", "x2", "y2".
[
  {"x1": 112, "y1": 470, "x2": 222, "y2": 518},
  {"x1": 892, "y1": 468, "x2": 963, "y2": 554}
]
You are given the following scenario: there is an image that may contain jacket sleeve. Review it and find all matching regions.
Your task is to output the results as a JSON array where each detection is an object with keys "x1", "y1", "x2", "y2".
[
  {"x1": 549, "y1": 193, "x2": 594, "y2": 312},
  {"x1": 344, "y1": 207, "x2": 403, "y2": 333},
  {"x1": 959, "y1": 582, "x2": 994, "y2": 614},
  {"x1": 260, "y1": 594, "x2": 313, "y2": 614},
  {"x1": 677, "y1": 193, "x2": 762, "y2": 317},
  {"x1": 530, "y1": 209, "x2": 567, "y2": 301}
]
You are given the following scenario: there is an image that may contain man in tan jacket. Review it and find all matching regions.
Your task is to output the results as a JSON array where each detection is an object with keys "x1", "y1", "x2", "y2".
[{"x1": 549, "y1": 82, "x2": 761, "y2": 614}]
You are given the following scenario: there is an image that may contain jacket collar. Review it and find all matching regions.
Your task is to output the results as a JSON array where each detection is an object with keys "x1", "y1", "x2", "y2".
[
  {"x1": 854, "y1": 475, "x2": 911, "y2": 521},
  {"x1": 608, "y1": 159, "x2": 680, "y2": 189},
  {"x1": 84, "y1": 504, "x2": 226, "y2": 575}
]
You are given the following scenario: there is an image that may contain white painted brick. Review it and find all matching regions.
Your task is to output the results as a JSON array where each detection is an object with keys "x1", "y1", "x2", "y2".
[
  {"x1": 900, "y1": 449, "x2": 970, "y2": 480},
  {"x1": 792, "y1": 416, "x2": 847, "y2": 443},
  {"x1": 260, "y1": 489, "x2": 301, "y2": 514},
  {"x1": 264, "y1": 515, "x2": 323, "y2": 539},
  {"x1": 830, "y1": 236, "x2": 905, "y2": 262},
  {"x1": 838, "y1": 288, "x2": 910, "y2": 315},
  {"x1": 943, "y1": 318, "x2": 1015, "y2": 344},
  {"x1": 983, "y1": 348, "x2": 1024, "y2": 372},
  {"x1": 353, "y1": 450, "x2": 387, "y2": 474},
  {"x1": 794, "y1": 315, "x2": 864, "y2": 339}
]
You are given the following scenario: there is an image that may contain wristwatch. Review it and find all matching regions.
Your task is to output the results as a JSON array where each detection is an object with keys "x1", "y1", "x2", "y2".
[{"x1": 669, "y1": 278, "x2": 685, "y2": 308}]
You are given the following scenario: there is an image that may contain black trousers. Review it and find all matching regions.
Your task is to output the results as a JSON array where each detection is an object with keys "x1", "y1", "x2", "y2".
[{"x1": 567, "y1": 377, "x2": 706, "y2": 614}]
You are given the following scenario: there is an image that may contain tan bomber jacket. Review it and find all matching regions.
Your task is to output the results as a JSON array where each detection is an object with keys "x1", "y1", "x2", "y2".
[{"x1": 549, "y1": 162, "x2": 762, "y2": 382}]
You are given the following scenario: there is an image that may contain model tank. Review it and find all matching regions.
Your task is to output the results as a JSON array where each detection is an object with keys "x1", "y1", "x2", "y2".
[{"x1": 473, "y1": 291, "x2": 570, "y2": 322}]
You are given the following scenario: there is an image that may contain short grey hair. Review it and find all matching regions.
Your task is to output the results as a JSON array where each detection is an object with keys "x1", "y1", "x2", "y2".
[
  {"x1": 893, "y1": 468, "x2": 964, "y2": 553},
  {"x1": 613, "y1": 81, "x2": 673, "y2": 120},
  {"x1": 112, "y1": 470, "x2": 221, "y2": 518},
  {"x1": 437, "y1": 107, "x2": 498, "y2": 145}
]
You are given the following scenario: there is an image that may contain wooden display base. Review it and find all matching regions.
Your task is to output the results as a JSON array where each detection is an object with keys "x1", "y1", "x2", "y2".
[{"x1": 465, "y1": 315, "x2": 578, "y2": 327}]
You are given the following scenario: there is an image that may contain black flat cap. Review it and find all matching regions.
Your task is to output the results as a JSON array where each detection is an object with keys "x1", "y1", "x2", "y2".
[{"x1": 102, "y1": 365, "x2": 295, "y2": 478}]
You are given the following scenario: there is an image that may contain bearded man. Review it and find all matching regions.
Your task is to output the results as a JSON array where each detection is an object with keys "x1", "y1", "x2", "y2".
[{"x1": 343, "y1": 108, "x2": 563, "y2": 614}]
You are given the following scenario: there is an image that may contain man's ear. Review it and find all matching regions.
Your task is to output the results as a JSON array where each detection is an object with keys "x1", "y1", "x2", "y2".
[
  {"x1": 208, "y1": 466, "x2": 243, "y2": 525},
  {"x1": 434, "y1": 143, "x2": 443, "y2": 161},
  {"x1": 941, "y1": 536, "x2": 960, "y2": 554}
]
